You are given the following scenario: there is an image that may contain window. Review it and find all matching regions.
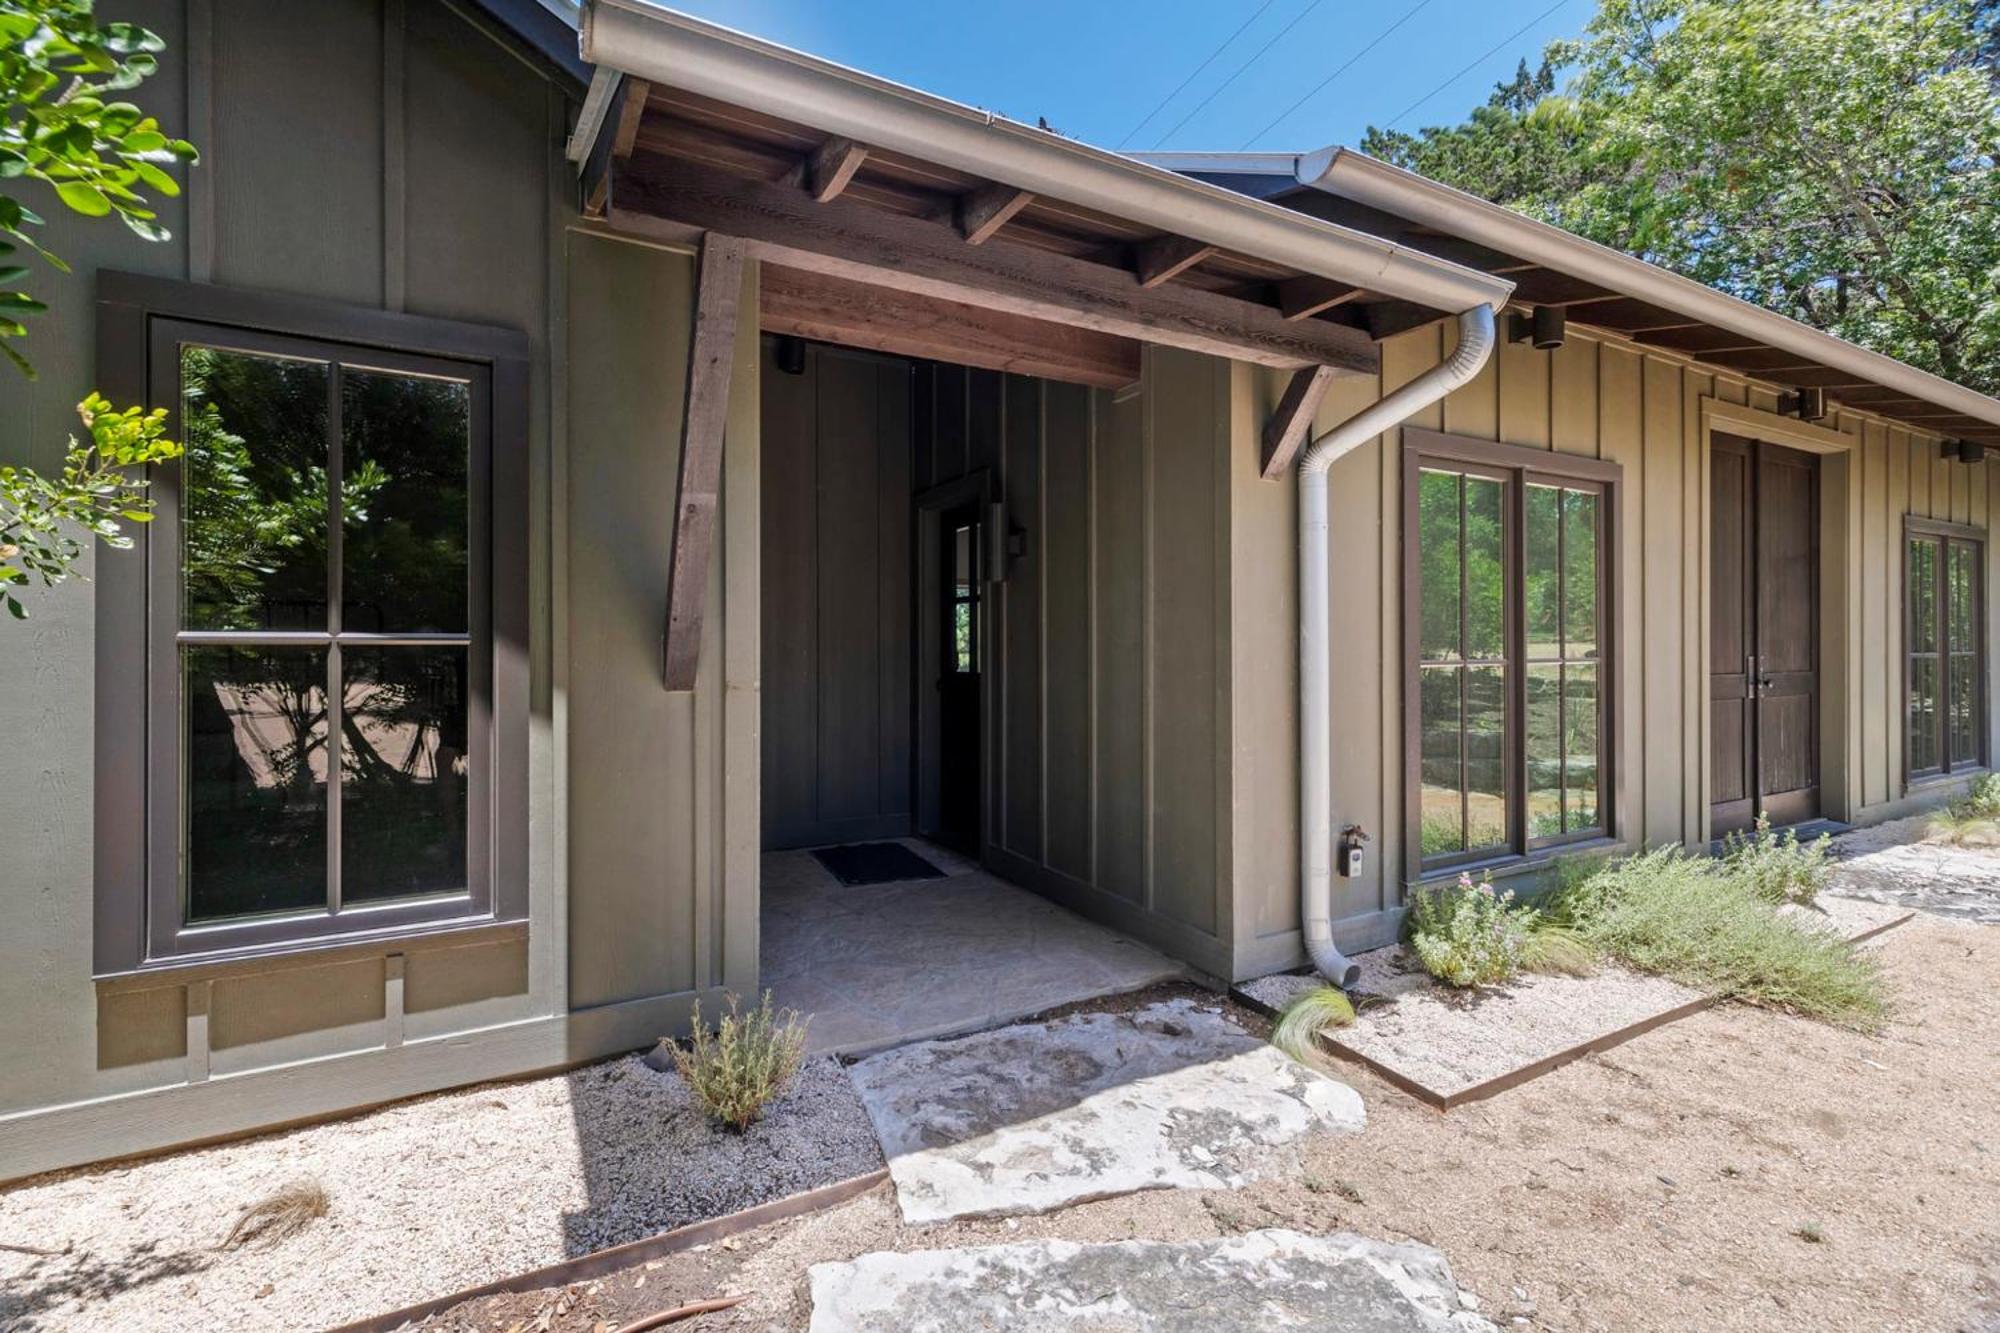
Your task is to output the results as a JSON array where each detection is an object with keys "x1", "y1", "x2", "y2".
[
  {"x1": 1404, "y1": 429, "x2": 1617, "y2": 876},
  {"x1": 1906, "y1": 518, "x2": 1985, "y2": 781},
  {"x1": 95, "y1": 276, "x2": 528, "y2": 974},
  {"x1": 950, "y1": 520, "x2": 980, "y2": 673}
]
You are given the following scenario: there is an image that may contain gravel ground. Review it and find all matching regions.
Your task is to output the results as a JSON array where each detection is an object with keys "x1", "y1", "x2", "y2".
[
  {"x1": 0, "y1": 1054, "x2": 883, "y2": 1333},
  {"x1": 419, "y1": 917, "x2": 2000, "y2": 1333}
]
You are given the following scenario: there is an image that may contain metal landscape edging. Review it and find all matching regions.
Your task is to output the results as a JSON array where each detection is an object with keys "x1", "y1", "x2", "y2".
[
  {"x1": 1234, "y1": 908, "x2": 1913, "y2": 1111},
  {"x1": 327, "y1": 1167, "x2": 891, "y2": 1333}
]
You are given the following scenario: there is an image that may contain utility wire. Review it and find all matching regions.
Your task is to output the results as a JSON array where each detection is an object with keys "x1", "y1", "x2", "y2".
[
  {"x1": 1152, "y1": 0, "x2": 1331, "y2": 149},
  {"x1": 1116, "y1": 0, "x2": 1283, "y2": 149},
  {"x1": 1385, "y1": 0, "x2": 1571, "y2": 129},
  {"x1": 1239, "y1": 0, "x2": 1439, "y2": 148}
]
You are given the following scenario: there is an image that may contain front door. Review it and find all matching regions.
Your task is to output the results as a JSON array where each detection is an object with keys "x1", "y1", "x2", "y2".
[
  {"x1": 934, "y1": 504, "x2": 983, "y2": 853},
  {"x1": 1710, "y1": 434, "x2": 1820, "y2": 835}
]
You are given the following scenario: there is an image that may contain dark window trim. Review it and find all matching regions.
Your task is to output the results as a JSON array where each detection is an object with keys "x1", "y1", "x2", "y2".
[
  {"x1": 94, "y1": 272, "x2": 531, "y2": 978},
  {"x1": 1902, "y1": 514, "x2": 1987, "y2": 786},
  {"x1": 1400, "y1": 427, "x2": 1623, "y2": 887}
]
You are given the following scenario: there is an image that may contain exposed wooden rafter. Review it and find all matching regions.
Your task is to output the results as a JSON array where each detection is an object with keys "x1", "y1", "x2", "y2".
[
  {"x1": 803, "y1": 136, "x2": 869, "y2": 202},
  {"x1": 610, "y1": 154, "x2": 1380, "y2": 373},
  {"x1": 662, "y1": 233, "x2": 746, "y2": 692},
  {"x1": 957, "y1": 184, "x2": 1034, "y2": 245},
  {"x1": 1134, "y1": 235, "x2": 1218, "y2": 289},
  {"x1": 612, "y1": 78, "x2": 651, "y2": 159},
  {"x1": 1278, "y1": 275, "x2": 1362, "y2": 322},
  {"x1": 1261, "y1": 365, "x2": 1337, "y2": 478}
]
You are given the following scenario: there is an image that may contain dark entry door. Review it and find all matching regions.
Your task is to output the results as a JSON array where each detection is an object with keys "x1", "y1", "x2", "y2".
[
  {"x1": 934, "y1": 503, "x2": 983, "y2": 852},
  {"x1": 1710, "y1": 434, "x2": 1820, "y2": 835}
]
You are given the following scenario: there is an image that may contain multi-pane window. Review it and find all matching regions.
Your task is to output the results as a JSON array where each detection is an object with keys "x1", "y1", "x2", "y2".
[
  {"x1": 1407, "y1": 433, "x2": 1615, "y2": 873},
  {"x1": 175, "y1": 341, "x2": 475, "y2": 926},
  {"x1": 1906, "y1": 521, "x2": 1985, "y2": 780}
]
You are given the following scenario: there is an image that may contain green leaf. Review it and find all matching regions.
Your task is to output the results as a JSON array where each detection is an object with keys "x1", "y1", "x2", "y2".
[{"x1": 53, "y1": 181, "x2": 110, "y2": 217}]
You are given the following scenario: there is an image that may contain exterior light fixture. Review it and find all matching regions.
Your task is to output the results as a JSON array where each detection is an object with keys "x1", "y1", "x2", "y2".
[
  {"x1": 1508, "y1": 305, "x2": 1566, "y2": 351},
  {"x1": 1780, "y1": 387, "x2": 1827, "y2": 421}
]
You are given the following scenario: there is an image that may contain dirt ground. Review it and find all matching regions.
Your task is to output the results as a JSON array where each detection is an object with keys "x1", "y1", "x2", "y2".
[{"x1": 419, "y1": 916, "x2": 1999, "y2": 1333}]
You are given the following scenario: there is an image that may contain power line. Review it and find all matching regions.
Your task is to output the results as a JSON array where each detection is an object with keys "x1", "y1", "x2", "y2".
[
  {"x1": 1152, "y1": 0, "x2": 1332, "y2": 149},
  {"x1": 1116, "y1": 0, "x2": 1284, "y2": 149},
  {"x1": 1384, "y1": 0, "x2": 1572, "y2": 130},
  {"x1": 1239, "y1": 0, "x2": 1439, "y2": 148}
]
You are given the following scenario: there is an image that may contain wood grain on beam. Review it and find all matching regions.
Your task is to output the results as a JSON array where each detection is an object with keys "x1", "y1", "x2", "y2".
[
  {"x1": 1278, "y1": 275, "x2": 1363, "y2": 321},
  {"x1": 1261, "y1": 365, "x2": 1337, "y2": 479},
  {"x1": 610, "y1": 155, "x2": 1379, "y2": 372},
  {"x1": 957, "y1": 184, "x2": 1034, "y2": 245},
  {"x1": 760, "y1": 264, "x2": 1140, "y2": 390},
  {"x1": 663, "y1": 233, "x2": 746, "y2": 692},
  {"x1": 1135, "y1": 235, "x2": 1218, "y2": 288},
  {"x1": 612, "y1": 77, "x2": 650, "y2": 158},
  {"x1": 806, "y1": 136, "x2": 868, "y2": 202}
]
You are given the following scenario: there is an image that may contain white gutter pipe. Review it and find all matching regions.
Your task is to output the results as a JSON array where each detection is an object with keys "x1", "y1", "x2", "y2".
[
  {"x1": 578, "y1": 0, "x2": 1516, "y2": 317},
  {"x1": 1297, "y1": 304, "x2": 1498, "y2": 987}
]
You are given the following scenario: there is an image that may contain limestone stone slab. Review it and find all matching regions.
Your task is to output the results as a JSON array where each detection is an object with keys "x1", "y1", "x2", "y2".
[
  {"x1": 846, "y1": 999, "x2": 1364, "y2": 1223},
  {"x1": 806, "y1": 1228, "x2": 1498, "y2": 1332}
]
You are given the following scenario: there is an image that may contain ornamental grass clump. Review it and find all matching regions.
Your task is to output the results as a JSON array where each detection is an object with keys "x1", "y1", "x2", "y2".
[
  {"x1": 1721, "y1": 813, "x2": 1833, "y2": 905},
  {"x1": 669, "y1": 991, "x2": 809, "y2": 1132},
  {"x1": 1270, "y1": 983, "x2": 1355, "y2": 1062},
  {"x1": 1545, "y1": 845, "x2": 1887, "y2": 1030},
  {"x1": 1406, "y1": 870, "x2": 1535, "y2": 988},
  {"x1": 1929, "y1": 772, "x2": 2000, "y2": 846}
]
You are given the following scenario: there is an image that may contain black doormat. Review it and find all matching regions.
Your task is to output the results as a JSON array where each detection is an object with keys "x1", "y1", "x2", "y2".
[{"x1": 811, "y1": 841, "x2": 947, "y2": 886}]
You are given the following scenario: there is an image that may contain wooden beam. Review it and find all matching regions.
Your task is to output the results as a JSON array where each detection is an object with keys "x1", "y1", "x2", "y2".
[
  {"x1": 612, "y1": 77, "x2": 650, "y2": 159},
  {"x1": 662, "y1": 233, "x2": 746, "y2": 692},
  {"x1": 957, "y1": 184, "x2": 1034, "y2": 245},
  {"x1": 611, "y1": 155, "x2": 1379, "y2": 373},
  {"x1": 1261, "y1": 365, "x2": 1337, "y2": 479},
  {"x1": 760, "y1": 264, "x2": 1140, "y2": 390},
  {"x1": 805, "y1": 136, "x2": 868, "y2": 203},
  {"x1": 1278, "y1": 275, "x2": 1363, "y2": 321},
  {"x1": 1135, "y1": 235, "x2": 1218, "y2": 289}
]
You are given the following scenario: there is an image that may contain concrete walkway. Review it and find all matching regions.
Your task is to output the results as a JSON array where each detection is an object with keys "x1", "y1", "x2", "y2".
[
  {"x1": 807, "y1": 1229, "x2": 1497, "y2": 1332},
  {"x1": 762, "y1": 840, "x2": 1182, "y2": 1054},
  {"x1": 846, "y1": 998, "x2": 1365, "y2": 1223}
]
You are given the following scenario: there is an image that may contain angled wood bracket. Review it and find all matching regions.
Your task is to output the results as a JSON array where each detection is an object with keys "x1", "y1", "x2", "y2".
[
  {"x1": 663, "y1": 233, "x2": 747, "y2": 691},
  {"x1": 1261, "y1": 365, "x2": 1337, "y2": 479}
]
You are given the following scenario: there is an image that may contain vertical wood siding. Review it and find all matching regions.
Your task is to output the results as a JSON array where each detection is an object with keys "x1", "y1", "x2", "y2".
[
  {"x1": 1231, "y1": 325, "x2": 1992, "y2": 969},
  {"x1": 0, "y1": 0, "x2": 571, "y2": 1172}
]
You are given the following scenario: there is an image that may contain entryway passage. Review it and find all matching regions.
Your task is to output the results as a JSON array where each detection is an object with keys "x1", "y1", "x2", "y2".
[{"x1": 760, "y1": 838, "x2": 1181, "y2": 1054}]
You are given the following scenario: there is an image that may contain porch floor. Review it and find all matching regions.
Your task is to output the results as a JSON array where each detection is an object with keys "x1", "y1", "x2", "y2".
[{"x1": 761, "y1": 839, "x2": 1182, "y2": 1055}]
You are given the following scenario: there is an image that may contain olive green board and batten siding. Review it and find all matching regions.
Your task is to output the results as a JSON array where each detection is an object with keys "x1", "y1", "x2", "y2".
[{"x1": 1228, "y1": 321, "x2": 1994, "y2": 967}]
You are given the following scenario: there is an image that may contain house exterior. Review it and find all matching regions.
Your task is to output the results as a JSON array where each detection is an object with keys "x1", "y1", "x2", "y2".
[{"x1": 2, "y1": 0, "x2": 1995, "y2": 1182}]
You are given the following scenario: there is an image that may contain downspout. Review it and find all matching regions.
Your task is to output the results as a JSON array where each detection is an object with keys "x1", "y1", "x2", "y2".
[{"x1": 1298, "y1": 303, "x2": 1498, "y2": 987}]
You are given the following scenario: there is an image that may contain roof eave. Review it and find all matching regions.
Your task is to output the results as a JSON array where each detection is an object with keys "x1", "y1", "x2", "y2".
[{"x1": 577, "y1": 0, "x2": 1514, "y2": 317}]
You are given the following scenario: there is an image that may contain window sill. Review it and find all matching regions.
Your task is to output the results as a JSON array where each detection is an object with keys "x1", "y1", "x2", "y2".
[
  {"x1": 94, "y1": 916, "x2": 527, "y2": 994},
  {"x1": 1904, "y1": 767, "x2": 1988, "y2": 797},
  {"x1": 1409, "y1": 836, "x2": 1628, "y2": 893}
]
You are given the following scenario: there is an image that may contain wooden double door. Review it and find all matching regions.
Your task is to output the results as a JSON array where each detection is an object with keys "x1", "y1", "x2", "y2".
[{"x1": 1710, "y1": 434, "x2": 1821, "y2": 835}]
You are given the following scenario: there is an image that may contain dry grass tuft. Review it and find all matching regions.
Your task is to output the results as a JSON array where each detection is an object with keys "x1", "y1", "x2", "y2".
[
  {"x1": 219, "y1": 1179, "x2": 330, "y2": 1251},
  {"x1": 1270, "y1": 983, "x2": 1355, "y2": 1062}
]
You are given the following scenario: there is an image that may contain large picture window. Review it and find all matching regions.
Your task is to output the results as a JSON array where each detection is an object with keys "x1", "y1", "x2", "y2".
[
  {"x1": 1906, "y1": 518, "x2": 1985, "y2": 781},
  {"x1": 1403, "y1": 430, "x2": 1618, "y2": 876},
  {"x1": 95, "y1": 276, "x2": 528, "y2": 974}
]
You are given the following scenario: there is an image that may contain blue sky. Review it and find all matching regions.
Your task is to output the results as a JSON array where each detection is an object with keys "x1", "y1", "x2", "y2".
[{"x1": 658, "y1": 0, "x2": 1591, "y2": 153}]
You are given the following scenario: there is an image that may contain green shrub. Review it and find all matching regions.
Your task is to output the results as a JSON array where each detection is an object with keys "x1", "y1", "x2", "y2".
[
  {"x1": 1549, "y1": 845, "x2": 1887, "y2": 1029},
  {"x1": 1407, "y1": 870, "x2": 1536, "y2": 988},
  {"x1": 669, "y1": 991, "x2": 809, "y2": 1131},
  {"x1": 1270, "y1": 983, "x2": 1355, "y2": 1061},
  {"x1": 1929, "y1": 772, "x2": 2000, "y2": 845},
  {"x1": 1721, "y1": 813, "x2": 1833, "y2": 905}
]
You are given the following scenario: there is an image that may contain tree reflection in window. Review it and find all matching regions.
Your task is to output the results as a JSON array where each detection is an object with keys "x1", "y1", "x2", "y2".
[{"x1": 179, "y1": 344, "x2": 470, "y2": 923}]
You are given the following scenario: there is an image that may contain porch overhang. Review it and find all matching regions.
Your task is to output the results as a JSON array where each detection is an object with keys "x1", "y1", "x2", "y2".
[{"x1": 572, "y1": 0, "x2": 1514, "y2": 383}]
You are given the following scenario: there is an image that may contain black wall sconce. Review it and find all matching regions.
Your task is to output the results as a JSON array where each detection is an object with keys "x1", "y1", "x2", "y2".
[
  {"x1": 1943, "y1": 438, "x2": 1987, "y2": 464},
  {"x1": 1508, "y1": 305, "x2": 1566, "y2": 351},
  {"x1": 774, "y1": 334, "x2": 807, "y2": 376},
  {"x1": 1779, "y1": 386, "x2": 1827, "y2": 422}
]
